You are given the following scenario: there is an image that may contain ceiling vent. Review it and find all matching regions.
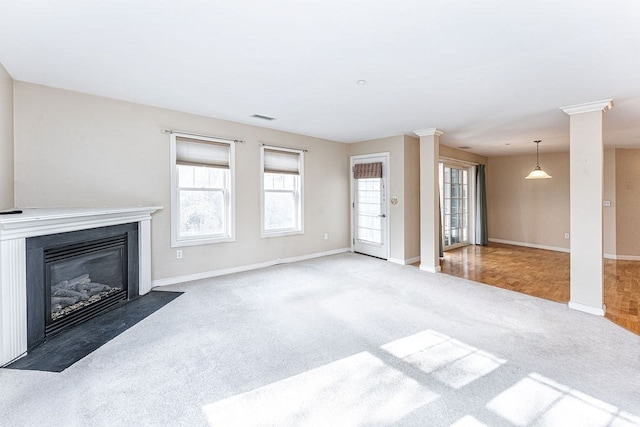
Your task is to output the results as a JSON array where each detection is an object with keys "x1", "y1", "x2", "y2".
[
  {"x1": 251, "y1": 114, "x2": 276, "y2": 121},
  {"x1": 458, "y1": 146, "x2": 472, "y2": 150}
]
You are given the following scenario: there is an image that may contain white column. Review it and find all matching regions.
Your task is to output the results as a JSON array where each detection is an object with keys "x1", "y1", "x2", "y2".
[
  {"x1": 415, "y1": 128, "x2": 443, "y2": 273},
  {"x1": 0, "y1": 238, "x2": 27, "y2": 366},
  {"x1": 138, "y1": 219, "x2": 153, "y2": 295},
  {"x1": 561, "y1": 99, "x2": 613, "y2": 316}
]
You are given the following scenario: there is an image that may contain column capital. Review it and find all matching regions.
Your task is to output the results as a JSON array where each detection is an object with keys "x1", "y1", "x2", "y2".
[
  {"x1": 414, "y1": 128, "x2": 444, "y2": 137},
  {"x1": 560, "y1": 99, "x2": 613, "y2": 115}
]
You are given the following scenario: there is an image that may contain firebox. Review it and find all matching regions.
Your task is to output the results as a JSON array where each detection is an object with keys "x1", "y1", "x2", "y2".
[
  {"x1": 26, "y1": 223, "x2": 139, "y2": 350},
  {"x1": 45, "y1": 235, "x2": 128, "y2": 336}
]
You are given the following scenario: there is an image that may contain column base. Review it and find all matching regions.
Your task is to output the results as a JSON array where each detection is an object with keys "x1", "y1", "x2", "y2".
[
  {"x1": 568, "y1": 301, "x2": 606, "y2": 316},
  {"x1": 420, "y1": 265, "x2": 441, "y2": 273}
]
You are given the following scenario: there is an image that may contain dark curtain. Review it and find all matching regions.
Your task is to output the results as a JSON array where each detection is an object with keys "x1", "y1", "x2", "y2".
[
  {"x1": 439, "y1": 188, "x2": 444, "y2": 258},
  {"x1": 475, "y1": 164, "x2": 488, "y2": 245}
]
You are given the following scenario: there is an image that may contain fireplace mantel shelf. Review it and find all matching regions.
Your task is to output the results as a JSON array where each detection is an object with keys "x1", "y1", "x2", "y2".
[
  {"x1": 0, "y1": 207, "x2": 162, "y2": 240},
  {"x1": 0, "y1": 206, "x2": 160, "y2": 366}
]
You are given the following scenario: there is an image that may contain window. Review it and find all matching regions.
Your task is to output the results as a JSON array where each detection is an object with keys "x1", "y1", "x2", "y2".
[
  {"x1": 261, "y1": 146, "x2": 303, "y2": 236},
  {"x1": 353, "y1": 161, "x2": 385, "y2": 247},
  {"x1": 171, "y1": 133, "x2": 235, "y2": 246}
]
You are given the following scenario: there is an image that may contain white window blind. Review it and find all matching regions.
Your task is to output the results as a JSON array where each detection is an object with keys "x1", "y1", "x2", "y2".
[
  {"x1": 176, "y1": 136, "x2": 230, "y2": 169},
  {"x1": 263, "y1": 149, "x2": 300, "y2": 174}
]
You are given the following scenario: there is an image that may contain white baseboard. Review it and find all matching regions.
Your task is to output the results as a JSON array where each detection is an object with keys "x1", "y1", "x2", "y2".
[
  {"x1": 488, "y1": 238, "x2": 570, "y2": 253},
  {"x1": 489, "y1": 239, "x2": 640, "y2": 260},
  {"x1": 605, "y1": 254, "x2": 640, "y2": 261},
  {"x1": 389, "y1": 256, "x2": 421, "y2": 266},
  {"x1": 419, "y1": 265, "x2": 441, "y2": 273},
  {"x1": 568, "y1": 301, "x2": 606, "y2": 316},
  {"x1": 152, "y1": 247, "x2": 351, "y2": 287},
  {"x1": 405, "y1": 256, "x2": 421, "y2": 265}
]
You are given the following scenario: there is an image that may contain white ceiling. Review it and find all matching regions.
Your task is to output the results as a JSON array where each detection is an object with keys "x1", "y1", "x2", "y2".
[{"x1": 1, "y1": 0, "x2": 640, "y2": 156}]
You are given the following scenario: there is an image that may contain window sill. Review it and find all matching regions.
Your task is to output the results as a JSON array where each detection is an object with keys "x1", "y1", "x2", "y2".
[
  {"x1": 171, "y1": 236, "x2": 235, "y2": 248},
  {"x1": 261, "y1": 229, "x2": 303, "y2": 239}
]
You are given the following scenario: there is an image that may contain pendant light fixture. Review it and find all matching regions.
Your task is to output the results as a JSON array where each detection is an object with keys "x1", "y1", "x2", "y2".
[{"x1": 525, "y1": 140, "x2": 552, "y2": 179}]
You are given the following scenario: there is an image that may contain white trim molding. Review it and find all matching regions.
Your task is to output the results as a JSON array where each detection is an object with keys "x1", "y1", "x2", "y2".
[
  {"x1": 405, "y1": 256, "x2": 421, "y2": 265},
  {"x1": 568, "y1": 301, "x2": 606, "y2": 316},
  {"x1": 414, "y1": 128, "x2": 444, "y2": 137},
  {"x1": 0, "y1": 239, "x2": 27, "y2": 366},
  {"x1": 605, "y1": 253, "x2": 640, "y2": 261},
  {"x1": 152, "y1": 248, "x2": 351, "y2": 287},
  {"x1": 488, "y1": 238, "x2": 570, "y2": 253},
  {"x1": 138, "y1": 219, "x2": 153, "y2": 295},
  {"x1": 560, "y1": 99, "x2": 613, "y2": 115},
  {"x1": 0, "y1": 207, "x2": 160, "y2": 241}
]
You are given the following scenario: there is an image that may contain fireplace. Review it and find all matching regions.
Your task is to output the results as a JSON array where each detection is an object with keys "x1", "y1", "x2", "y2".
[
  {"x1": 0, "y1": 207, "x2": 158, "y2": 366},
  {"x1": 26, "y1": 223, "x2": 139, "y2": 350}
]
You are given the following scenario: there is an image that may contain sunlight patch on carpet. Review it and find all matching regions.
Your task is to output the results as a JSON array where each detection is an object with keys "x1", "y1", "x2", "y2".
[
  {"x1": 486, "y1": 372, "x2": 640, "y2": 426},
  {"x1": 381, "y1": 329, "x2": 507, "y2": 389},
  {"x1": 450, "y1": 415, "x2": 490, "y2": 427},
  {"x1": 202, "y1": 351, "x2": 439, "y2": 426},
  {"x1": 203, "y1": 328, "x2": 640, "y2": 426}
]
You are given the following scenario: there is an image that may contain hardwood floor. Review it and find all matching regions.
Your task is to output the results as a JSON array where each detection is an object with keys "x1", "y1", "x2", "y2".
[{"x1": 437, "y1": 242, "x2": 640, "y2": 335}]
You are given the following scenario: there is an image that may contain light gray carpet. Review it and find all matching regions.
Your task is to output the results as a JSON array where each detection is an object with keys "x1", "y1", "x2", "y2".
[{"x1": 1, "y1": 252, "x2": 639, "y2": 426}]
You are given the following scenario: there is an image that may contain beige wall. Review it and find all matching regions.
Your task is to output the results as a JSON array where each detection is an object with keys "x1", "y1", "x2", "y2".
[
  {"x1": 615, "y1": 148, "x2": 640, "y2": 257},
  {"x1": 603, "y1": 149, "x2": 616, "y2": 256},
  {"x1": 0, "y1": 63, "x2": 13, "y2": 210},
  {"x1": 485, "y1": 148, "x2": 621, "y2": 256},
  {"x1": 13, "y1": 82, "x2": 350, "y2": 281},
  {"x1": 403, "y1": 135, "x2": 420, "y2": 261},
  {"x1": 440, "y1": 145, "x2": 487, "y2": 166},
  {"x1": 487, "y1": 152, "x2": 571, "y2": 250}
]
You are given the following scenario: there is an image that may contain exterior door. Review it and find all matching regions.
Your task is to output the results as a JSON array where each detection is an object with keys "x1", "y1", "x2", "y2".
[
  {"x1": 440, "y1": 162, "x2": 470, "y2": 250},
  {"x1": 351, "y1": 154, "x2": 389, "y2": 259}
]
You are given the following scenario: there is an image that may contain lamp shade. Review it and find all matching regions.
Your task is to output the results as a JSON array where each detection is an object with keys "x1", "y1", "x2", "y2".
[
  {"x1": 525, "y1": 167, "x2": 552, "y2": 179},
  {"x1": 525, "y1": 140, "x2": 552, "y2": 179}
]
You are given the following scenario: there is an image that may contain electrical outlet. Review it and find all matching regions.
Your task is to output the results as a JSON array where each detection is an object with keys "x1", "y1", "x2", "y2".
[
  {"x1": 564, "y1": 233, "x2": 570, "y2": 239},
  {"x1": 324, "y1": 233, "x2": 329, "y2": 240},
  {"x1": 603, "y1": 200, "x2": 611, "y2": 207},
  {"x1": 176, "y1": 250, "x2": 183, "y2": 259}
]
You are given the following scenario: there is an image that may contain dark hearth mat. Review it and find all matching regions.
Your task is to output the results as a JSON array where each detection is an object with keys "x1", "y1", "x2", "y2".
[{"x1": 4, "y1": 290, "x2": 182, "y2": 373}]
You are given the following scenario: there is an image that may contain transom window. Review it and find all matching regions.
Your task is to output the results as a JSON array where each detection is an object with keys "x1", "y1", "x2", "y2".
[
  {"x1": 171, "y1": 134, "x2": 235, "y2": 246},
  {"x1": 261, "y1": 146, "x2": 304, "y2": 236}
]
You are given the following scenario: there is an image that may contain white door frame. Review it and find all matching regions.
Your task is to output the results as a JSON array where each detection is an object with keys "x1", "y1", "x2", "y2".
[{"x1": 350, "y1": 153, "x2": 390, "y2": 260}]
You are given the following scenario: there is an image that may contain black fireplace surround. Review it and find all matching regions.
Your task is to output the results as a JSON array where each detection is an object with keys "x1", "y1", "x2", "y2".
[{"x1": 26, "y1": 223, "x2": 139, "y2": 350}]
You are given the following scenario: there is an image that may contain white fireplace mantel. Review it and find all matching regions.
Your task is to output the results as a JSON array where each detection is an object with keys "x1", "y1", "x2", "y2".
[{"x1": 0, "y1": 206, "x2": 160, "y2": 366}]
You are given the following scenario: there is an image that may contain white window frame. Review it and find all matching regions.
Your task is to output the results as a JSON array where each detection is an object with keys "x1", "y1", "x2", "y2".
[
  {"x1": 170, "y1": 132, "x2": 235, "y2": 247},
  {"x1": 260, "y1": 145, "x2": 304, "y2": 238}
]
